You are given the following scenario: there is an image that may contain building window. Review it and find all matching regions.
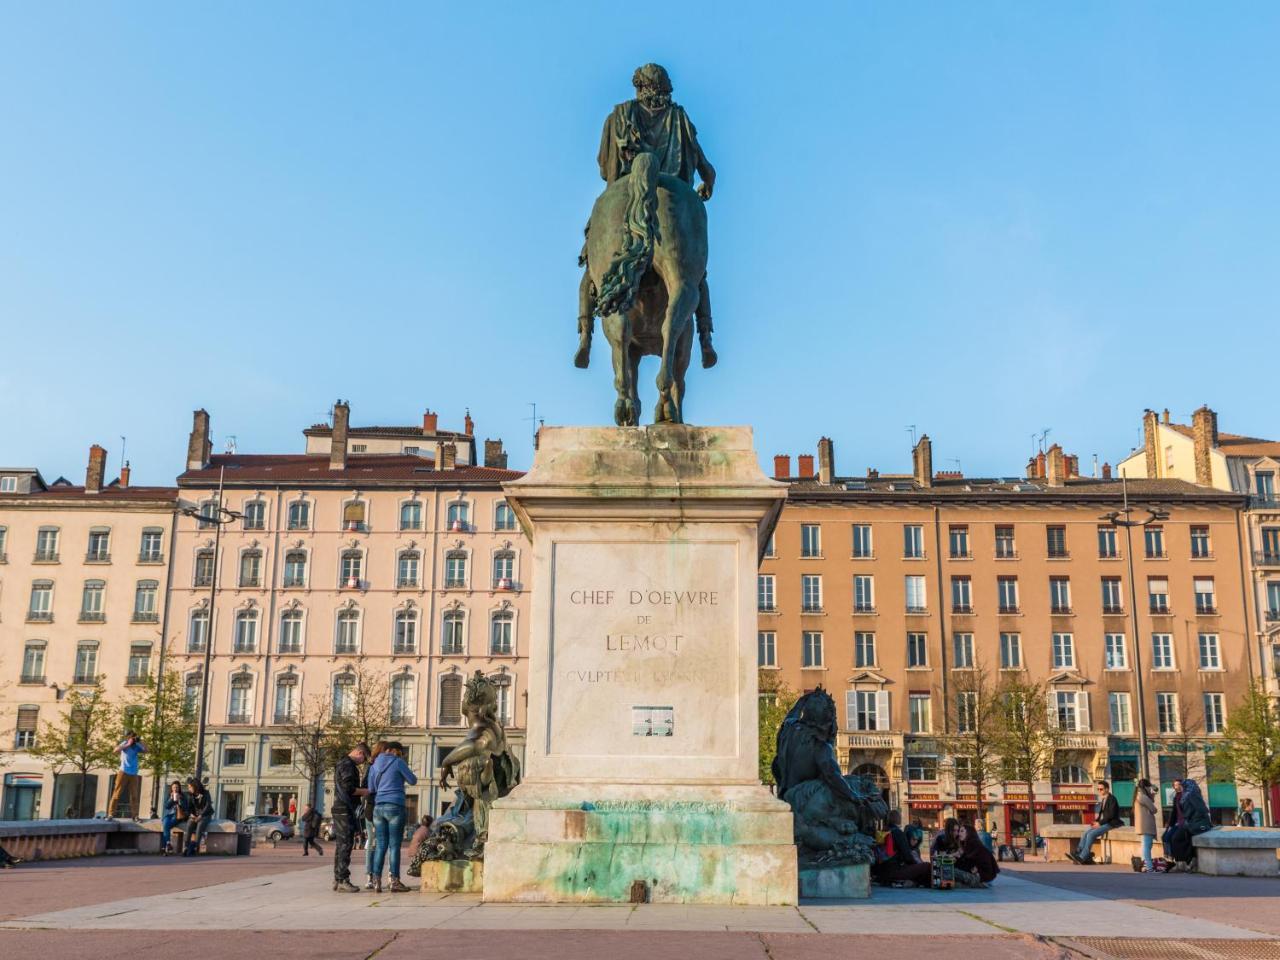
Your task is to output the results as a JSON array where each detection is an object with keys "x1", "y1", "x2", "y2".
[
  {"x1": 757, "y1": 575, "x2": 776, "y2": 612},
  {"x1": 1052, "y1": 632, "x2": 1075, "y2": 669},
  {"x1": 995, "y1": 525, "x2": 1016, "y2": 559},
  {"x1": 1151, "y1": 633, "x2": 1175, "y2": 670},
  {"x1": 905, "y1": 575, "x2": 926, "y2": 613},
  {"x1": 239, "y1": 550, "x2": 263, "y2": 588},
  {"x1": 279, "y1": 610, "x2": 303, "y2": 654},
  {"x1": 439, "y1": 674, "x2": 463, "y2": 725},
  {"x1": 1052, "y1": 762, "x2": 1090, "y2": 785},
  {"x1": 287, "y1": 500, "x2": 310, "y2": 530},
  {"x1": 133, "y1": 580, "x2": 159, "y2": 622},
  {"x1": 491, "y1": 610, "x2": 514, "y2": 655},
  {"x1": 391, "y1": 674, "x2": 416, "y2": 725},
  {"x1": 1049, "y1": 577, "x2": 1071, "y2": 614},
  {"x1": 492, "y1": 550, "x2": 515, "y2": 588},
  {"x1": 802, "y1": 631, "x2": 824, "y2": 668},
  {"x1": 189, "y1": 609, "x2": 209, "y2": 653},
  {"x1": 1101, "y1": 577, "x2": 1123, "y2": 614},
  {"x1": 0, "y1": 525, "x2": 7, "y2": 561},
  {"x1": 1194, "y1": 578, "x2": 1216, "y2": 614},
  {"x1": 21, "y1": 642, "x2": 46, "y2": 684},
  {"x1": 903, "y1": 524, "x2": 924, "y2": 559},
  {"x1": 399, "y1": 501, "x2": 422, "y2": 531},
  {"x1": 340, "y1": 550, "x2": 363, "y2": 587},
  {"x1": 801, "y1": 575, "x2": 822, "y2": 613},
  {"x1": 763, "y1": 532, "x2": 776, "y2": 558},
  {"x1": 1148, "y1": 577, "x2": 1170, "y2": 613},
  {"x1": 952, "y1": 633, "x2": 974, "y2": 669},
  {"x1": 1144, "y1": 526, "x2": 1165, "y2": 559},
  {"x1": 1263, "y1": 528, "x2": 1280, "y2": 565},
  {"x1": 273, "y1": 675, "x2": 298, "y2": 724},
  {"x1": 184, "y1": 673, "x2": 202, "y2": 717},
  {"x1": 269, "y1": 746, "x2": 293, "y2": 767},
  {"x1": 335, "y1": 609, "x2": 360, "y2": 654},
  {"x1": 950, "y1": 576, "x2": 972, "y2": 613},
  {"x1": 1267, "y1": 581, "x2": 1280, "y2": 620},
  {"x1": 393, "y1": 610, "x2": 418, "y2": 655},
  {"x1": 800, "y1": 524, "x2": 821, "y2": 558},
  {"x1": 1190, "y1": 525, "x2": 1211, "y2": 559},
  {"x1": 283, "y1": 550, "x2": 307, "y2": 587},
  {"x1": 997, "y1": 576, "x2": 1019, "y2": 613},
  {"x1": 1157, "y1": 692, "x2": 1180, "y2": 734},
  {"x1": 0, "y1": 476, "x2": 15, "y2": 493},
  {"x1": 909, "y1": 693, "x2": 932, "y2": 733},
  {"x1": 73, "y1": 642, "x2": 98, "y2": 684},
  {"x1": 1104, "y1": 633, "x2": 1128, "y2": 670},
  {"x1": 139, "y1": 528, "x2": 163, "y2": 563},
  {"x1": 86, "y1": 528, "x2": 111, "y2": 562},
  {"x1": 1109, "y1": 692, "x2": 1132, "y2": 734},
  {"x1": 447, "y1": 502, "x2": 469, "y2": 531},
  {"x1": 905, "y1": 754, "x2": 938, "y2": 781},
  {"x1": 342, "y1": 501, "x2": 366, "y2": 532},
  {"x1": 906, "y1": 632, "x2": 928, "y2": 668},
  {"x1": 28, "y1": 581, "x2": 53, "y2": 621},
  {"x1": 1055, "y1": 691, "x2": 1081, "y2": 731},
  {"x1": 15, "y1": 705, "x2": 38, "y2": 749},
  {"x1": 80, "y1": 580, "x2": 106, "y2": 621},
  {"x1": 442, "y1": 610, "x2": 465, "y2": 655},
  {"x1": 242, "y1": 500, "x2": 266, "y2": 531},
  {"x1": 495, "y1": 502, "x2": 518, "y2": 531},
  {"x1": 397, "y1": 550, "x2": 421, "y2": 589},
  {"x1": 35, "y1": 527, "x2": 59, "y2": 562},
  {"x1": 494, "y1": 677, "x2": 514, "y2": 725},
  {"x1": 234, "y1": 611, "x2": 258, "y2": 654},
  {"x1": 223, "y1": 745, "x2": 246, "y2": 766},
  {"x1": 854, "y1": 631, "x2": 876, "y2": 668},
  {"x1": 1256, "y1": 471, "x2": 1276, "y2": 502},
  {"x1": 1046, "y1": 525, "x2": 1067, "y2": 559},
  {"x1": 956, "y1": 691, "x2": 978, "y2": 733},
  {"x1": 853, "y1": 575, "x2": 874, "y2": 613},
  {"x1": 850, "y1": 690, "x2": 888, "y2": 731},
  {"x1": 1000, "y1": 632, "x2": 1022, "y2": 669},
  {"x1": 331, "y1": 674, "x2": 354, "y2": 719},
  {"x1": 445, "y1": 551, "x2": 468, "y2": 588},
  {"x1": 126, "y1": 644, "x2": 151, "y2": 685},
  {"x1": 1198, "y1": 633, "x2": 1221, "y2": 670},
  {"x1": 1203, "y1": 693, "x2": 1226, "y2": 734},
  {"x1": 948, "y1": 525, "x2": 970, "y2": 559},
  {"x1": 757, "y1": 631, "x2": 776, "y2": 667},
  {"x1": 194, "y1": 549, "x2": 215, "y2": 587},
  {"x1": 851, "y1": 524, "x2": 873, "y2": 558},
  {"x1": 1097, "y1": 526, "x2": 1118, "y2": 559}
]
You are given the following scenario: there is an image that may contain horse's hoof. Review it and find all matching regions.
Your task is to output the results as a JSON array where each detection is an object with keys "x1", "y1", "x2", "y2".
[{"x1": 701, "y1": 346, "x2": 717, "y2": 369}]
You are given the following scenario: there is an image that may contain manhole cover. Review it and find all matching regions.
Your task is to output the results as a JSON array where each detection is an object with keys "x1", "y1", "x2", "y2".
[{"x1": 1068, "y1": 939, "x2": 1280, "y2": 960}]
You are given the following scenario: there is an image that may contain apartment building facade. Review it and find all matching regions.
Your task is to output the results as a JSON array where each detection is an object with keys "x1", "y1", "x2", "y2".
[
  {"x1": 0, "y1": 450, "x2": 178, "y2": 820},
  {"x1": 169, "y1": 404, "x2": 528, "y2": 823},
  {"x1": 760, "y1": 436, "x2": 1256, "y2": 837}
]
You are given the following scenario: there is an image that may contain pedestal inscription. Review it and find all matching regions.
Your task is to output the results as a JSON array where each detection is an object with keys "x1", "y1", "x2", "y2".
[{"x1": 549, "y1": 540, "x2": 738, "y2": 761}]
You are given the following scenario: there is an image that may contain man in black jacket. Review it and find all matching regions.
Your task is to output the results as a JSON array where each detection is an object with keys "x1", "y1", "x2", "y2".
[
  {"x1": 1069, "y1": 781, "x2": 1124, "y2": 865},
  {"x1": 331, "y1": 743, "x2": 370, "y2": 892}
]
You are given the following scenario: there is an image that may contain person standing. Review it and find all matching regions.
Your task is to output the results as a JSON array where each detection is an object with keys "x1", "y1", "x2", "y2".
[
  {"x1": 1068, "y1": 781, "x2": 1123, "y2": 865},
  {"x1": 299, "y1": 803, "x2": 324, "y2": 856},
  {"x1": 160, "y1": 781, "x2": 189, "y2": 855},
  {"x1": 184, "y1": 778, "x2": 212, "y2": 856},
  {"x1": 361, "y1": 741, "x2": 387, "y2": 890},
  {"x1": 1133, "y1": 778, "x2": 1158, "y2": 872},
  {"x1": 331, "y1": 742, "x2": 370, "y2": 893},
  {"x1": 107, "y1": 731, "x2": 147, "y2": 819},
  {"x1": 366, "y1": 742, "x2": 418, "y2": 893}
]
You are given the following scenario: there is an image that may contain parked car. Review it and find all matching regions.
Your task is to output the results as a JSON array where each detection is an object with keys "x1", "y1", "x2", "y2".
[{"x1": 240, "y1": 814, "x2": 295, "y2": 842}]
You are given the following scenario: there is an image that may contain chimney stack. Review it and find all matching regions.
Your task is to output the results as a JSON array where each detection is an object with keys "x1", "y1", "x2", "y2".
[
  {"x1": 484, "y1": 439, "x2": 508, "y2": 469},
  {"x1": 464, "y1": 411, "x2": 474, "y2": 436},
  {"x1": 330, "y1": 400, "x2": 350, "y2": 471},
  {"x1": 119, "y1": 461, "x2": 131, "y2": 488},
  {"x1": 817, "y1": 437, "x2": 835, "y2": 485},
  {"x1": 1102, "y1": 462, "x2": 1113, "y2": 480},
  {"x1": 773, "y1": 455, "x2": 791, "y2": 480},
  {"x1": 1142, "y1": 408, "x2": 1159, "y2": 477},
  {"x1": 1046, "y1": 444, "x2": 1066, "y2": 487},
  {"x1": 1064, "y1": 454, "x2": 1079, "y2": 479},
  {"x1": 912, "y1": 435, "x2": 933, "y2": 489},
  {"x1": 1192, "y1": 405, "x2": 1218, "y2": 486},
  {"x1": 423, "y1": 409, "x2": 438, "y2": 434},
  {"x1": 1162, "y1": 408, "x2": 1171, "y2": 424},
  {"x1": 186, "y1": 409, "x2": 212, "y2": 471},
  {"x1": 441, "y1": 442, "x2": 457, "y2": 470},
  {"x1": 85, "y1": 444, "x2": 107, "y2": 493},
  {"x1": 797, "y1": 454, "x2": 815, "y2": 479}
]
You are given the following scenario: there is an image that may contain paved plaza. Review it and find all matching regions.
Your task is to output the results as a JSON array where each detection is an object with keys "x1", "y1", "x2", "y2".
[{"x1": 1, "y1": 850, "x2": 1278, "y2": 959}]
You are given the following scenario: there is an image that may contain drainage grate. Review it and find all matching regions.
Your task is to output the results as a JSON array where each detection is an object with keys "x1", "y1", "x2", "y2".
[{"x1": 1068, "y1": 939, "x2": 1280, "y2": 960}]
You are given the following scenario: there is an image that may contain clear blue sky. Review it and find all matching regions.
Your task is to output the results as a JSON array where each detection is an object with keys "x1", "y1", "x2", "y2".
[{"x1": 3, "y1": 3, "x2": 1278, "y2": 485}]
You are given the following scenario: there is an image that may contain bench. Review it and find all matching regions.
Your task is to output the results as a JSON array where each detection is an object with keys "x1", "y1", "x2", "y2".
[
  {"x1": 1039, "y1": 824, "x2": 1145, "y2": 865},
  {"x1": 1192, "y1": 827, "x2": 1280, "y2": 877},
  {"x1": 0, "y1": 818, "x2": 160, "y2": 860}
]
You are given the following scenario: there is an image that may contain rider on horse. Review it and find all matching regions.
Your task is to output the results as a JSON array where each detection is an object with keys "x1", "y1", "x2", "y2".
[{"x1": 576, "y1": 64, "x2": 718, "y2": 371}]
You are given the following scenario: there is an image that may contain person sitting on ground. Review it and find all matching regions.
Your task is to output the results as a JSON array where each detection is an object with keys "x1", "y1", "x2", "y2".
[
  {"x1": 161, "y1": 780, "x2": 190, "y2": 855},
  {"x1": 1167, "y1": 778, "x2": 1212, "y2": 872},
  {"x1": 930, "y1": 817, "x2": 961, "y2": 859},
  {"x1": 871, "y1": 811, "x2": 933, "y2": 887},
  {"x1": 904, "y1": 817, "x2": 925, "y2": 863},
  {"x1": 184, "y1": 777, "x2": 213, "y2": 856},
  {"x1": 1068, "y1": 781, "x2": 1123, "y2": 865},
  {"x1": 300, "y1": 803, "x2": 324, "y2": 857},
  {"x1": 957, "y1": 822, "x2": 999, "y2": 885},
  {"x1": 408, "y1": 813, "x2": 436, "y2": 857}
]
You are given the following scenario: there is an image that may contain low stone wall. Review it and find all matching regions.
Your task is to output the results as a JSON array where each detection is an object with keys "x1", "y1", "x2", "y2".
[
  {"x1": 1193, "y1": 827, "x2": 1280, "y2": 878},
  {"x1": 0, "y1": 818, "x2": 245, "y2": 860},
  {"x1": 1039, "y1": 824, "x2": 1145, "y2": 864}
]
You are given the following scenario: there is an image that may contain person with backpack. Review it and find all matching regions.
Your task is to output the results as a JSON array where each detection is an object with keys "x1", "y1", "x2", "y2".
[{"x1": 872, "y1": 810, "x2": 932, "y2": 887}]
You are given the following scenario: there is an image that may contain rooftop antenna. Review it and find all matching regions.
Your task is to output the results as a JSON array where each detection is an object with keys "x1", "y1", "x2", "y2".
[
  {"x1": 525, "y1": 403, "x2": 544, "y2": 449},
  {"x1": 949, "y1": 458, "x2": 962, "y2": 475},
  {"x1": 225, "y1": 435, "x2": 237, "y2": 455},
  {"x1": 119, "y1": 436, "x2": 127, "y2": 478},
  {"x1": 1037, "y1": 428, "x2": 1052, "y2": 453},
  {"x1": 906, "y1": 424, "x2": 917, "y2": 446}
]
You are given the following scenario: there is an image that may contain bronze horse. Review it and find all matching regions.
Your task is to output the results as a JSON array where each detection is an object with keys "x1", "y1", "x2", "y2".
[{"x1": 584, "y1": 151, "x2": 708, "y2": 426}]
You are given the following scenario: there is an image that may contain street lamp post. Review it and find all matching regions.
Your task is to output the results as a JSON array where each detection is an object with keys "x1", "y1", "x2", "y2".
[
  {"x1": 1101, "y1": 475, "x2": 1169, "y2": 782},
  {"x1": 181, "y1": 467, "x2": 241, "y2": 785}
]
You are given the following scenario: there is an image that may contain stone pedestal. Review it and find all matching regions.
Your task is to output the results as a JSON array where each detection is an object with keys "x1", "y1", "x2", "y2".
[
  {"x1": 799, "y1": 863, "x2": 870, "y2": 899},
  {"x1": 420, "y1": 859, "x2": 484, "y2": 893},
  {"x1": 484, "y1": 426, "x2": 796, "y2": 905}
]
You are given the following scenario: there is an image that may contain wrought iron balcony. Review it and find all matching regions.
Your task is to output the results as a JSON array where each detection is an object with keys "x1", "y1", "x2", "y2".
[
  {"x1": 1254, "y1": 552, "x2": 1280, "y2": 567},
  {"x1": 132, "y1": 611, "x2": 159, "y2": 623},
  {"x1": 79, "y1": 611, "x2": 105, "y2": 623},
  {"x1": 26, "y1": 611, "x2": 52, "y2": 623}
]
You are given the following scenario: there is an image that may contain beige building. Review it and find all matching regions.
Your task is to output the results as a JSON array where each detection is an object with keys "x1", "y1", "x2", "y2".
[
  {"x1": 169, "y1": 403, "x2": 527, "y2": 822},
  {"x1": 0, "y1": 450, "x2": 177, "y2": 819},
  {"x1": 761, "y1": 436, "x2": 1256, "y2": 837}
]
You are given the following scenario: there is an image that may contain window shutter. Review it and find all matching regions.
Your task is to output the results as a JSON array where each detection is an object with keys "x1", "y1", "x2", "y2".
[
  {"x1": 876, "y1": 691, "x2": 890, "y2": 731},
  {"x1": 16, "y1": 706, "x2": 38, "y2": 732},
  {"x1": 845, "y1": 691, "x2": 858, "y2": 731},
  {"x1": 440, "y1": 674, "x2": 463, "y2": 725},
  {"x1": 1077, "y1": 692, "x2": 1091, "y2": 732},
  {"x1": 1046, "y1": 692, "x2": 1059, "y2": 729}
]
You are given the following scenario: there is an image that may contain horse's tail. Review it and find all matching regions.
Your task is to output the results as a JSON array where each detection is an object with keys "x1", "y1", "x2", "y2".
[{"x1": 596, "y1": 151, "x2": 660, "y2": 317}]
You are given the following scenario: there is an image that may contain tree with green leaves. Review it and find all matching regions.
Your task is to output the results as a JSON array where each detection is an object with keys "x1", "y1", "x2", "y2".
[
  {"x1": 942, "y1": 660, "x2": 1004, "y2": 829},
  {"x1": 125, "y1": 669, "x2": 197, "y2": 816},
  {"x1": 758, "y1": 669, "x2": 798, "y2": 786},
  {"x1": 29, "y1": 679, "x2": 120, "y2": 818},
  {"x1": 1214, "y1": 681, "x2": 1280, "y2": 827},
  {"x1": 993, "y1": 675, "x2": 1064, "y2": 854}
]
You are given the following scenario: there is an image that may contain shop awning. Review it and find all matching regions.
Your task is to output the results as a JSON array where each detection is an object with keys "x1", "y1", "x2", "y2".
[
  {"x1": 1112, "y1": 781, "x2": 1136, "y2": 807},
  {"x1": 1207, "y1": 783, "x2": 1238, "y2": 808}
]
